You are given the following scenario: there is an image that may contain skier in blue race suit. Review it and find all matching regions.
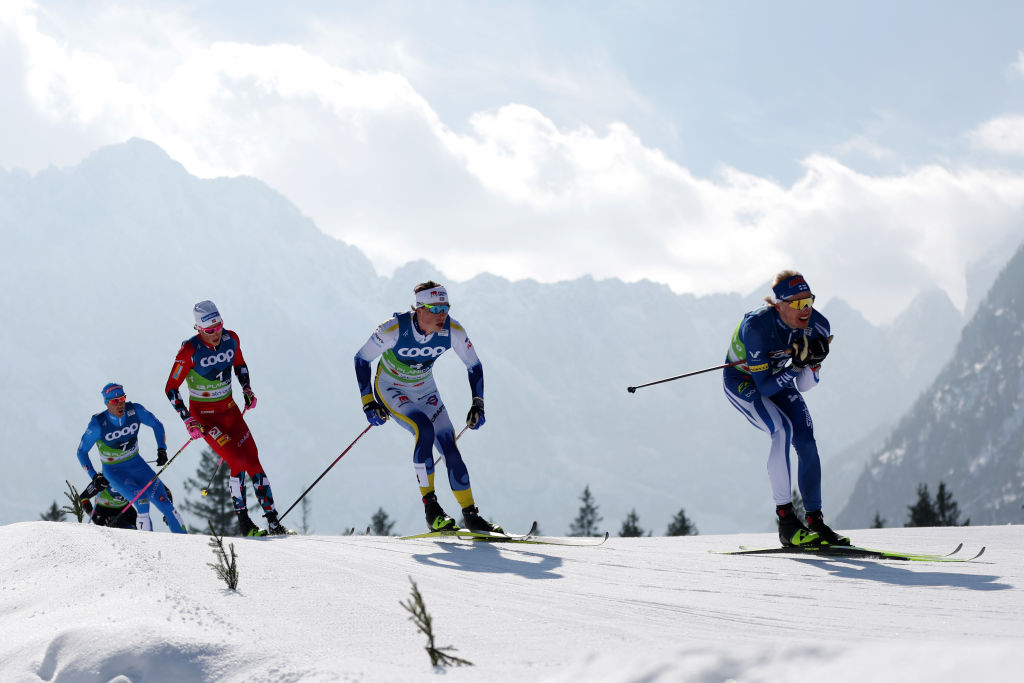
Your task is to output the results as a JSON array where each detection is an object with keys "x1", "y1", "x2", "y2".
[
  {"x1": 722, "y1": 271, "x2": 850, "y2": 547},
  {"x1": 354, "y1": 281, "x2": 502, "y2": 534},
  {"x1": 76, "y1": 382, "x2": 187, "y2": 533}
]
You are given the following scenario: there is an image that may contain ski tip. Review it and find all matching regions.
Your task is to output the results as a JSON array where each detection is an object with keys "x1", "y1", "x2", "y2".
[
  {"x1": 973, "y1": 546, "x2": 986, "y2": 560},
  {"x1": 948, "y1": 542, "x2": 964, "y2": 556}
]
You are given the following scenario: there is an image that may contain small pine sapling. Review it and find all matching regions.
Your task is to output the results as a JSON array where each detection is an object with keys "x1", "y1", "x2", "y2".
[
  {"x1": 207, "y1": 520, "x2": 239, "y2": 590},
  {"x1": 61, "y1": 480, "x2": 85, "y2": 522},
  {"x1": 400, "y1": 577, "x2": 472, "y2": 668}
]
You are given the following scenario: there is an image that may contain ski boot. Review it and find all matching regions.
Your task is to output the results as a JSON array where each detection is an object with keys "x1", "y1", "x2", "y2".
[
  {"x1": 265, "y1": 510, "x2": 293, "y2": 536},
  {"x1": 237, "y1": 511, "x2": 267, "y2": 537},
  {"x1": 805, "y1": 510, "x2": 850, "y2": 546},
  {"x1": 423, "y1": 492, "x2": 457, "y2": 531},
  {"x1": 777, "y1": 503, "x2": 819, "y2": 547},
  {"x1": 461, "y1": 505, "x2": 504, "y2": 534}
]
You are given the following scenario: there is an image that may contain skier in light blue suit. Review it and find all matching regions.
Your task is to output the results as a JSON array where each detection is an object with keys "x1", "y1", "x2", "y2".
[{"x1": 76, "y1": 382, "x2": 187, "y2": 533}]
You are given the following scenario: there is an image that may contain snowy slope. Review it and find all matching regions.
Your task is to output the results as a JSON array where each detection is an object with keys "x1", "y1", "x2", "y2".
[{"x1": 2, "y1": 522, "x2": 1021, "y2": 682}]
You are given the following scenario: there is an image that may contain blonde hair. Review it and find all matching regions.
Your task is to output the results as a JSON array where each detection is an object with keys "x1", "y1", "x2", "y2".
[{"x1": 764, "y1": 269, "x2": 803, "y2": 305}]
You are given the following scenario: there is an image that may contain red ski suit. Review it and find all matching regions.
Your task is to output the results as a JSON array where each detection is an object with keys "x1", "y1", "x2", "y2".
[{"x1": 164, "y1": 330, "x2": 264, "y2": 478}]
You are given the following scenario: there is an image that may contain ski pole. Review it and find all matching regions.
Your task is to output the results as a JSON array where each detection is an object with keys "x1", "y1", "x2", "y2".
[
  {"x1": 200, "y1": 405, "x2": 248, "y2": 496},
  {"x1": 110, "y1": 436, "x2": 196, "y2": 526},
  {"x1": 279, "y1": 424, "x2": 372, "y2": 522},
  {"x1": 201, "y1": 458, "x2": 224, "y2": 497},
  {"x1": 626, "y1": 359, "x2": 746, "y2": 393}
]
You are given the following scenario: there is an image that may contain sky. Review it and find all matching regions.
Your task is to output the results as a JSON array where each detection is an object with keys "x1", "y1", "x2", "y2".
[
  {"x1": 3, "y1": 521, "x2": 1020, "y2": 681},
  {"x1": 4, "y1": 1, "x2": 1024, "y2": 322}
]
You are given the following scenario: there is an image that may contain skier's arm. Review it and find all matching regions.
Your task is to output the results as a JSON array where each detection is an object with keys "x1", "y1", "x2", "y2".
[
  {"x1": 133, "y1": 403, "x2": 168, "y2": 450},
  {"x1": 354, "y1": 318, "x2": 398, "y2": 402},
  {"x1": 230, "y1": 331, "x2": 252, "y2": 391},
  {"x1": 741, "y1": 325, "x2": 800, "y2": 399},
  {"x1": 165, "y1": 343, "x2": 194, "y2": 420},
  {"x1": 450, "y1": 321, "x2": 483, "y2": 401},
  {"x1": 76, "y1": 417, "x2": 103, "y2": 480}
]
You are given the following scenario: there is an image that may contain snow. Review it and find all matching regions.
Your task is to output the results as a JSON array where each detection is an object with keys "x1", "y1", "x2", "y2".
[{"x1": 2, "y1": 522, "x2": 1022, "y2": 682}]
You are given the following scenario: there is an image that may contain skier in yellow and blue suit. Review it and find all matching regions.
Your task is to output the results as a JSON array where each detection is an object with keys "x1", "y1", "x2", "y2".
[{"x1": 354, "y1": 281, "x2": 502, "y2": 533}]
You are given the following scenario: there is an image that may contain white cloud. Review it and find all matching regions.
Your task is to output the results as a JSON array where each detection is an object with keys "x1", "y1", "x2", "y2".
[
  {"x1": 968, "y1": 115, "x2": 1024, "y2": 156},
  {"x1": 4, "y1": 2, "x2": 1024, "y2": 325}
]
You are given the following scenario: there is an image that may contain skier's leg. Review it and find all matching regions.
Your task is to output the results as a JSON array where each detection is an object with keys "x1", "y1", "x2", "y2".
[
  {"x1": 723, "y1": 378, "x2": 794, "y2": 506},
  {"x1": 432, "y1": 405, "x2": 473, "y2": 509},
  {"x1": 775, "y1": 391, "x2": 822, "y2": 512},
  {"x1": 147, "y1": 479, "x2": 187, "y2": 533}
]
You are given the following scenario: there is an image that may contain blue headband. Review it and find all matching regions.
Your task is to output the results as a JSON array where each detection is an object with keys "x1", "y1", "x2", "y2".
[
  {"x1": 101, "y1": 382, "x2": 125, "y2": 402},
  {"x1": 772, "y1": 275, "x2": 811, "y2": 301}
]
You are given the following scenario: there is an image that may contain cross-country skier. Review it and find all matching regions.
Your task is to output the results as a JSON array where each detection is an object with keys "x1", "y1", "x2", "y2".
[
  {"x1": 354, "y1": 281, "x2": 502, "y2": 533},
  {"x1": 164, "y1": 300, "x2": 291, "y2": 536},
  {"x1": 79, "y1": 480, "x2": 137, "y2": 529},
  {"x1": 722, "y1": 271, "x2": 850, "y2": 547},
  {"x1": 75, "y1": 382, "x2": 187, "y2": 533}
]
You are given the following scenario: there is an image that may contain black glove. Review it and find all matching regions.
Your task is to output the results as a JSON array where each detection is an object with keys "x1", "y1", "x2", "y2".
[
  {"x1": 789, "y1": 335, "x2": 812, "y2": 369},
  {"x1": 156, "y1": 448, "x2": 168, "y2": 467},
  {"x1": 363, "y1": 400, "x2": 389, "y2": 426},
  {"x1": 807, "y1": 334, "x2": 832, "y2": 366},
  {"x1": 91, "y1": 472, "x2": 110, "y2": 492},
  {"x1": 466, "y1": 397, "x2": 486, "y2": 430}
]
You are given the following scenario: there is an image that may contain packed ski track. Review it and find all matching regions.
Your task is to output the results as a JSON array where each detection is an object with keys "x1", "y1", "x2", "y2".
[{"x1": 2, "y1": 522, "x2": 1022, "y2": 682}]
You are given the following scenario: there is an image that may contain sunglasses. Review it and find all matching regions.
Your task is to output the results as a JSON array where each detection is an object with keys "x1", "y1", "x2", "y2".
[
  {"x1": 419, "y1": 303, "x2": 450, "y2": 314},
  {"x1": 785, "y1": 296, "x2": 815, "y2": 310},
  {"x1": 108, "y1": 396, "x2": 127, "y2": 405},
  {"x1": 199, "y1": 323, "x2": 224, "y2": 334}
]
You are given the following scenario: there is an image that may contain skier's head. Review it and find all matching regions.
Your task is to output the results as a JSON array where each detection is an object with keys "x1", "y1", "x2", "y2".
[
  {"x1": 102, "y1": 382, "x2": 127, "y2": 417},
  {"x1": 412, "y1": 281, "x2": 450, "y2": 333},
  {"x1": 766, "y1": 270, "x2": 814, "y2": 330},
  {"x1": 193, "y1": 300, "x2": 224, "y2": 344}
]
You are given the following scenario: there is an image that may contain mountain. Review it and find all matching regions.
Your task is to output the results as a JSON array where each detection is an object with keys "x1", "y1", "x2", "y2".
[
  {"x1": 0, "y1": 139, "x2": 967, "y2": 534},
  {"x1": 838, "y1": 239, "x2": 1024, "y2": 528}
]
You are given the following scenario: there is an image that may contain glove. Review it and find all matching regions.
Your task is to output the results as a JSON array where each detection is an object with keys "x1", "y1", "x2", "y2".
[
  {"x1": 91, "y1": 472, "x2": 110, "y2": 492},
  {"x1": 789, "y1": 335, "x2": 812, "y2": 369},
  {"x1": 807, "y1": 334, "x2": 833, "y2": 366},
  {"x1": 156, "y1": 447, "x2": 168, "y2": 467},
  {"x1": 242, "y1": 387, "x2": 257, "y2": 410},
  {"x1": 81, "y1": 498, "x2": 93, "y2": 515},
  {"x1": 363, "y1": 400, "x2": 389, "y2": 427},
  {"x1": 466, "y1": 397, "x2": 486, "y2": 430},
  {"x1": 184, "y1": 416, "x2": 203, "y2": 440}
]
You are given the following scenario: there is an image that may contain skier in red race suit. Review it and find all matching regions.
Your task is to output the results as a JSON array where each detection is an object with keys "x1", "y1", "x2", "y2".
[{"x1": 164, "y1": 300, "x2": 291, "y2": 536}]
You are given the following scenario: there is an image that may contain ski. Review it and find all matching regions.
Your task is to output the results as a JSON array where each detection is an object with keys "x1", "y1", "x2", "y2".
[
  {"x1": 711, "y1": 543, "x2": 984, "y2": 562},
  {"x1": 399, "y1": 521, "x2": 538, "y2": 542},
  {"x1": 510, "y1": 531, "x2": 610, "y2": 547},
  {"x1": 399, "y1": 523, "x2": 611, "y2": 546}
]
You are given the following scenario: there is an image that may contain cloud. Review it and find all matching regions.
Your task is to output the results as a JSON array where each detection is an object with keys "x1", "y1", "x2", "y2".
[
  {"x1": 4, "y1": 2, "x2": 1024, "y2": 325},
  {"x1": 968, "y1": 115, "x2": 1024, "y2": 156}
]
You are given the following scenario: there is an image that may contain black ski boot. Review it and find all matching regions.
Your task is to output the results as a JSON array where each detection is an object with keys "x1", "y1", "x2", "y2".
[
  {"x1": 237, "y1": 511, "x2": 267, "y2": 537},
  {"x1": 423, "y1": 492, "x2": 456, "y2": 531},
  {"x1": 777, "y1": 503, "x2": 819, "y2": 547},
  {"x1": 265, "y1": 510, "x2": 293, "y2": 536},
  {"x1": 805, "y1": 510, "x2": 850, "y2": 546},
  {"x1": 461, "y1": 505, "x2": 504, "y2": 534}
]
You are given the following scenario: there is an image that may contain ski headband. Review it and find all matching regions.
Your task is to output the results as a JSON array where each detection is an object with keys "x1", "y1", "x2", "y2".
[
  {"x1": 772, "y1": 275, "x2": 811, "y2": 302},
  {"x1": 193, "y1": 300, "x2": 223, "y2": 328},
  {"x1": 415, "y1": 286, "x2": 449, "y2": 307},
  {"x1": 101, "y1": 382, "x2": 125, "y2": 402}
]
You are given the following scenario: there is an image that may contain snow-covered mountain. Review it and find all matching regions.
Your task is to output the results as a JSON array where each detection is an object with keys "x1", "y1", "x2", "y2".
[
  {"x1": 838, "y1": 240, "x2": 1024, "y2": 528},
  {"x1": 1, "y1": 521, "x2": 1020, "y2": 682},
  {"x1": 0, "y1": 139, "x2": 971, "y2": 535}
]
